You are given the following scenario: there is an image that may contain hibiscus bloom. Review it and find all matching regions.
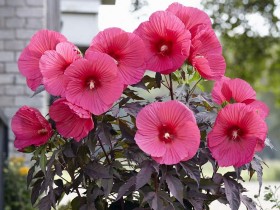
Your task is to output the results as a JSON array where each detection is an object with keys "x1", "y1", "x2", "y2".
[
  {"x1": 188, "y1": 25, "x2": 226, "y2": 80},
  {"x1": 11, "y1": 106, "x2": 53, "y2": 150},
  {"x1": 65, "y1": 52, "x2": 123, "y2": 115},
  {"x1": 135, "y1": 100, "x2": 200, "y2": 165},
  {"x1": 134, "y1": 11, "x2": 191, "y2": 74},
  {"x1": 18, "y1": 30, "x2": 67, "y2": 91},
  {"x1": 40, "y1": 42, "x2": 82, "y2": 97},
  {"x1": 166, "y1": 2, "x2": 212, "y2": 33},
  {"x1": 49, "y1": 98, "x2": 94, "y2": 141},
  {"x1": 207, "y1": 103, "x2": 268, "y2": 167},
  {"x1": 212, "y1": 77, "x2": 269, "y2": 118},
  {"x1": 85, "y1": 27, "x2": 146, "y2": 85}
]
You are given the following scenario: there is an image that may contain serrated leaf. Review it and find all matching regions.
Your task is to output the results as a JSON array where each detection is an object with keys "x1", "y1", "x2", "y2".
[
  {"x1": 223, "y1": 177, "x2": 241, "y2": 210},
  {"x1": 36, "y1": 193, "x2": 52, "y2": 210},
  {"x1": 136, "y1": 161, "x2": 154, "y2": 189},
  {"x1": 116, "y1": 176, "x2": 136, "y2": 200},
  {"x1": 166, "y1": 174, "x2": 184, "y2": 206},
  {"x1": 180, "y1": 162, "x2": 200, "y2": 187},
  {"x1": 241, "y1": 195, "x2": 257, "y2": 210}
]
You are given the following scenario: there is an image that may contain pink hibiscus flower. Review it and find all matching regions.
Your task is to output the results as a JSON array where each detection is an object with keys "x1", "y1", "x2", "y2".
[
  {"x1": 65, "y1": 52, "x2": 123, "y2": 115},
  {"x1": 49, "y1": 98, "x2": 94, "y2": 141},
  {"x1": 11, "y1": 106, "x2": 53, "y2": 150},
  {"x1": 85, "y1": 27, "x2": 146, "y2": 85},
  {"x1": 188, "y1": 25, "x2": 226, "y2": 80},
  {"x1": 18, "y1": 30, "x2": 67, "y2": 91},
  {"x1": 207, "y1": 103, "x2": 268, "y2": 167},
  {"x1": 212, "y1": 77, "x2": 269, "y2": 118},
  {"x1": 135, "y1": 100, "x2": 200, "y2": 165},
  {"x1": 166, "y1": 2, "x2": 212, "y2": 33},
  {"x1": 40, "y1": 42, "x2": 82, "y2": 97},
  {"x1": 134, "y1": 11, "x2": 191, "y2": 74}
]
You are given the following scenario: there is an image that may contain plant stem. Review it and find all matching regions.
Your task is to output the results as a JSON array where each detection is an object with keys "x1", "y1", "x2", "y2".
[
  {"x1": 97, "y1": 136, "x2": 111, "y2": 164},
  {"x1": 169, "y1": 74, "x2": 174, "y2": 100},
  {"x1": 186, "y1": 78, "x2": 202, "y2": 102}
]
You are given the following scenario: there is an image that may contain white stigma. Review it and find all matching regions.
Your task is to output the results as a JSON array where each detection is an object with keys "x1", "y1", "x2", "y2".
[
  {"x1": 160, "y1": 45, "x2": 168, "y2": 53},
  {"x1": 89, "y1": 80, "x2": 95, "y2": 90},
  {"x1": 164, "y1": 132, "x2": 171, "y2": 139},
  {"x1": 232, "y1": 130, "x2": 238, "y2": 140}
]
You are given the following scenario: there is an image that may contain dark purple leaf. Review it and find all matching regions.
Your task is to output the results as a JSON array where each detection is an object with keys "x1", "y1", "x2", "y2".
[
  {"x1": 27, "y1": 165, "x2": 35, "y2": 187},
  {"x1": 84, "y1": 162, "x2": 112, "y2": 179},
  {"x1": 152, "y1": 193, "x2": 164, "y2": 210},
  {"x1": 116, "y1": 176, "x2": 136, "y2": 200},
  {"x1": 241, "y1": 195, "x2": 257, "y2": 210},
  {"x1": 31, "y1": 85, "x2": 45, "y2": 97},
  {"x1": 142, "y1": 192, "x2": 155, "y2": 205},
  {"x1": 31, "y1": 178, "x2": 43, "y2": 205},
  {"x1": 175, "y1": 84, "x2": 189, "y2": 97},
  {"x1": 251, "y1": 157, "x2": 263, "y2": 194},
  {"x1": 123, "y1": 102, "x2": 143, "y2": 117},
  {"x1": 223, "y1": 177, "x2": 241, "y2": 210},
  {"x1": 136, "y1": 161, "x2": 154, "y2": 189},
  {"x1": 180, "y1": 162, "x2": 200, "y2": 187},
  {"x1": 166, "y1": 174, "x2": 184, "y2": 206},
  {"x1": 102, "y1": 178, "x2": 113, "y2": 197},
  {"x1": 37, "y1": 193, "x2": 53, "y2": 210},
  {"x1": 155, "y1": 72, "x2": 162, "y2": 88},
  {"x1": 63, "y1": 143, "x2": 76, "y2": 158},
  {"x1": 97, "y1": 122, "x2": 113, "y2": 146},
  {"x1": 119, "y1": 119, "x2": 135, "y2": 141},
  {"x1": 119, "y1": 97, "x2": 131, "y2": 107}
]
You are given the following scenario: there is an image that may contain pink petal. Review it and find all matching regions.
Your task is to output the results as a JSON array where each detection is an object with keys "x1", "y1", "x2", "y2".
[
  {"x1": 65, "y1": 53, "x2": 123, "y2": 115},
  {"x1": 134, "y1": 11, "x2": 191, "y2": 73},
  {"x1": 246, "y1": 100, "x2": 269, "y2": 119},
  {"x1": 166, "y1": 3, "x2": 212, "y2": 31}
]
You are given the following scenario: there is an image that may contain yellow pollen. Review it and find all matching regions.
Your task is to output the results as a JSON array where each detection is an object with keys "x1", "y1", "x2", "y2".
[
  {"x1": 38, "y1": 128, "x2": 47, "y2": 135},
  {"x1": 89, "y1": 80, "x2": 95, "y2": 89}
]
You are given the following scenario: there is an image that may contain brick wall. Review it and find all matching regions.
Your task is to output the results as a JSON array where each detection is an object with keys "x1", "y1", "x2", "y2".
[{"x1": 0, "y1": 0, "x2": 48, "y2": 154}]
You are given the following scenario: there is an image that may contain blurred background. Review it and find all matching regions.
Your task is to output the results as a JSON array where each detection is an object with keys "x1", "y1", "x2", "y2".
[{"x1": 0, "y1": 0, "x2": 279, "y2": 209}]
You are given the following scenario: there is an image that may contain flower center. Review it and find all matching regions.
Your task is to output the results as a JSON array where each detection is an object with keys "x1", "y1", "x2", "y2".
[
  {"x1": 160, "y1": 45, "x2": 169, "y2": 53},
  {"x1": 87, "y1": 79, "x2": 95, "y2": 90},
  {"x1": 38, "y1": 128, "x2": 48, "y2": 135},
  {"x1": 159, "y1": 125, "x2": 175, "y2": 143},
  {"x1": 228, "y1": 126, "x2": 243, "y2": 141}
]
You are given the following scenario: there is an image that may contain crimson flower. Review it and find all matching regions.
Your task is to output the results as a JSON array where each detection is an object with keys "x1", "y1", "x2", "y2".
[
  {"x1": 40, "y1": 42, "x2": 82, "y2": 97},
  {"x1": 212, "y1": 77, "x2": 269, "y2": 118},
  {"x1": 18, "y1": 30, "x2": 67, "y2": 91},
  {"x1": 135, "y1": 100, "x2": 200, "y2": 165},
  {"x1": 85, "y1": 27, "x2": 146, "y2": 85},
  {"x1": 207, "y1": 103, "x2": 268, "y2": 167},
  {"x1": 49, "y1": 98, "x2": 94, "y2": 141},
  {"x1": 188, "y1": 25, "x2": 226, "y2": 80},
  {"x1": 11, "y1": 106, "x2": 53, "y2": 150},
  {"x1": 65, "y1": 52, "x2": 123, "y2": 115},
  {"x1": 134, "y1": 11, "x2": 191, "y2": 74}
]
